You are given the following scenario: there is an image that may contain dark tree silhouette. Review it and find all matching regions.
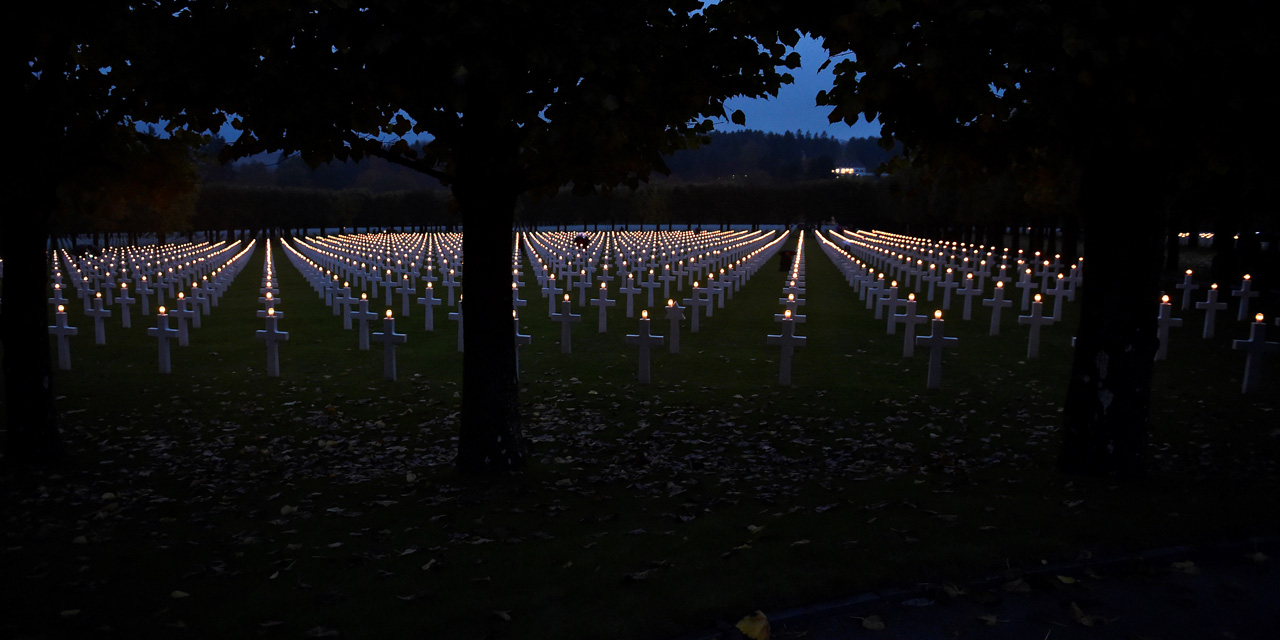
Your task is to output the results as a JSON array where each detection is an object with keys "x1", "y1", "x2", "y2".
[
  {"x1": 116, "y1": 0, "x2": 790, "y2": 473},
  {"x1": 766, "y1": 1, "x2": 1277, "y2": 476}
]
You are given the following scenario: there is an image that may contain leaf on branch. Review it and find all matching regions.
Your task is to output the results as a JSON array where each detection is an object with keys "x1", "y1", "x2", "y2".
[{"x1": 731, "y1": 110, "x2": 746, "y2": 126}]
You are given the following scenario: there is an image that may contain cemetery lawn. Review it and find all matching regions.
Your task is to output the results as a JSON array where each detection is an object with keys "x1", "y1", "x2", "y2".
[{"x1": 3, "y1": 235, "x2": 1278, "y2": 640}]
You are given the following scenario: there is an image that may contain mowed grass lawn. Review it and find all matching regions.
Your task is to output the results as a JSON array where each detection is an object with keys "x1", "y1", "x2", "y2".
[{"x1": 3, "y1": 232, "x2": 1277, "y2": 640}]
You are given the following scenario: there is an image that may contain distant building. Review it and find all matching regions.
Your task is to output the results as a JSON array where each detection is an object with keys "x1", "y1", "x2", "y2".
[{"x1": 831, "y1": 166, "x2": 868, "y2": 177}]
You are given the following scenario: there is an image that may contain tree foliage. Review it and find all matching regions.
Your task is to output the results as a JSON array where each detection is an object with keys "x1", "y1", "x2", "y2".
[
  {"x1": 763, "y1": 0, "x2": 1278, "y2": 477},
  {"x1": 114, "y1": 0, "x2": 791, "y2": 474}
]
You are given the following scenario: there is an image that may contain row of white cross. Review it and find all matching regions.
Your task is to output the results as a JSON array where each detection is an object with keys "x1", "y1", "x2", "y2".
[
  {"x1": 819, "y1": 229, "x2": 1276, "y2": 393},
  {"x1": 48, "y1": 241, "x2": 257, "y2": 373}
]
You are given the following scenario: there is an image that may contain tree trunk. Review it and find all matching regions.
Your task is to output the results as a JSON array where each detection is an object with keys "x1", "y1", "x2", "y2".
[
  {"x1": 2, "y1": 201, "x2": 63, "y2": 465},
  {"x1": 452, "y1": 140, "x2": 526, "y2": 474},
  {"x1": 1058, "y1": 160, "x2": 1163, "y2": 478}
]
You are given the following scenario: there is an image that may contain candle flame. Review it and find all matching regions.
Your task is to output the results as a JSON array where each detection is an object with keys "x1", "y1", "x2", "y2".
[
  {"x1": 997, "y1": 281, "x2": 1004, "y2": 288},
  {"x1": 784, "y1": 309, "x2": 792, "y2": 319},
  {"x1": 1186, "y1": 269, "x2": 1193, "y2": 275},
  {"x1": 1257, "y1": 313, "x2": 1264, "y2": 322},
  {"x1": 1034, "y1": 294, "x2": 1042, "y2": 302},
  {"x1": 563, "y1": 294, "x2": 570, "y2": 301},
  {"x1": 268, "y1": 308, "x2": 275, "y2": 316},
  {"x1": 908, "y1": 293, "x2": 915, "y2": 301},
  {"x1": 891, "y1": 280, "x2": 898, "y2": 287},
  {"x1": 1244, "y1": 274, "x2": 1251, "y2": 280},
  {"x1": 159, "y1": 306, "x2": 166, "y2": 314},
  {"x1": 642, "y1": 310, "x2": 649, "y2": 319},
  {"x1": 96, "y1": 292, "x2": 102, "y2": 298},
  {"x1": 667, "y1": 299, "x2": 674, "y2": 307},
  {"x1": 362, "y1": 293, "x2": 368, "y2": 299},
  {"x1": 1162, "y1": 294, "x2": 1170, "y2": 303},
  {"x1": 934, "y1": 310, "x2": 942, "y2": 319},
  {"x1": 178, "y1": 292, "x2": 185, "y2": 299},
  {"x1": 788, "y1": 293, "x2": 795, "y2": 301},
  {"x1": 600, "y1": 282, "x2": 606, "y2": 289},
  {"x1": 1211, "y1": 284, "x2": 1218, "y2": 290},
  {"x1": 57, "y1": 305, "x2": 65, "y2": 313},
  {"x1": 385, "y1": 309, "x2": 393, "y2": 318}
]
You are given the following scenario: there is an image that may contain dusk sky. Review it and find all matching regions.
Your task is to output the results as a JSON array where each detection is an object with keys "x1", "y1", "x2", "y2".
[{"x1": 716, "y1": 36, "x2": 883, "y2": 140}]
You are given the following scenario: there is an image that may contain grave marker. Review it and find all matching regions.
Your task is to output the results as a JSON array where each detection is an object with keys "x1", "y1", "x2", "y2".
[
  {"x1": 766, "y1": 310, "x2": 806, "y2": 385},
  {"x1": 48, "y1": 305, "x2": 78, "y2": 370},
  {"x1": 255, "y1": 308, "x2": 289, "y2": 377},
  {"x1": 371, "y1": 310, "x2": 408, "y2": 380},
  {"x1": 915, "y1": 310, "x2": 957, "y2": 389},
  {"x1": 1195, "y1": 284, "x2": 1227, "y2": 339},
  {"x1": 624, "y1": 310, "x2": 664, "y2": 383},
  {"x1": 1233, "y1": 314, "x2": 1279, "y2": 394},
  {"x1": 146, "y1": 306, "x2": 179, "y2": 374},
  {"x1": 1155, "y1": 295, "x2": 1182, "y2": 361}
]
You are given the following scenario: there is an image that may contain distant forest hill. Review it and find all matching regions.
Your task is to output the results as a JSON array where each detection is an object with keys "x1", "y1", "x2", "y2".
[{"x1": 198, "y1": 130, "x2": 901, "y2": 192}]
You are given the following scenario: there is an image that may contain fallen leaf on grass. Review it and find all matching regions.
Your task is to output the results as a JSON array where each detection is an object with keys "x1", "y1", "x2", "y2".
[
  {"x1": 1069, "y1": 601, "x2": 1105, "y2": 626},
  {"x1": 1057, "y1": 575, "x2": 1077, "y2": 584},
  {"x1": 942, "y1": 583, "x2": 966, "y2": 597},
  {"x1": 421, "y1": 559, "x2": 437, "y2": 571},
  {"x1": 624, "y1": 570, "x2": 652, "y2": 581},
  {"x1": 1245, "y1": 552, "x2": 1268, "y2": 563},
  {"x1": 902, "y1": 598, "x2": 934, "y2": 607},
  {"x1": 60, "y1": 610, "x2": 81, "y2": 618},
  {"x1": 977, "y1": 614, "x2": 1008, "y2": 626},
  {"x1": 280, "y1": 505, "x2": 297, "y2": 515},
  {"x1": 1171, "y1": 560, "x2": 1200, "y2": 575},
  {"x1": 491, "y1": 610, "x2": 512, "y2": 621},
  {"x1": 171, "y1": 590, "x2": 190, "y2": 599},
  {"x1": 1002, "y1": 578, "x2": 1030, "y2": 593},
  {"x1": 853, "y1": 615, "x2": 885, "y2": 630},
  {"x1": 790, "y1": 540, "x2": 810, "y2": 547},
  {"x1": 735, "y1": 611, "x2": 770, "y2": 640}
]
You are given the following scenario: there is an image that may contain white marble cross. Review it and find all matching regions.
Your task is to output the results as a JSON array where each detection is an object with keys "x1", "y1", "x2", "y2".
[
  {"x1": 664, "y1": 299, "x2": 684, "y2": 354},
  {"x1": 957, "y1": 274, "x2": 983, "y2": 321},
  {"x1": 589, "y1": 283, "x2": 616, "y2": 333},
  {"x1": 417, "y1": 282, "x2": 442, "y2": 331},
  {"x1": 48, "y1": 305, "x2": 78, "y2": 370},
  {"x1": 542, "y1": 275, "x2": 562, "y2": 316},
  {"x1": 371, "y1": 310, "x2": 408, "y2": 381},
  {"x1": 894, "y1": 294, "x2": 929, "y2": 357},
  {"x1": 137, "y1": 277, "x2": 154, "y2": 315},
  {"x1": 146, "y1": 307, "x2": 180, "y2": 374},
  {"x1": 1018, "y1": 294, "x2": 1055, "y2": 359},
  {"x1": 682, "y1": 284, "x2": 709, "y2": 333},
  {"x1": 170, "y1": 294, "x2": 196, "y2": 346},
  {"x1": 350, "y1": 293, "x2": 379, "y2": 350},
  {"x1": 255, "y1": 309, "x2": 289, "y2": 377},
  {"x1": 448, "y1": 300, "x2": 465, "y2": 352},
  {"x1": 1232, "y1": 275, "x2": 1259, "y2": 322},
  {"x1": 1195, "y1": 285, "x2": 1228, "y2": 339},
  {"x1": 551, "y1": 295, "x2": 581, "y2": 354},
  {"x1": 117, "y1": 283, "x2": 136, "y2": 328},
  {"x1": 625, "y1": 311, "x2": 664, "y2": 384},
  {"x1": 938, "y1": 269, "x2": 961, "y2": 310},
  {"x1": 514, "y1": 313, "x2": 532, "y2": 378},
  {"x1": 1232, "y1": 315, "x2": 1279, "y2": 393},
  {"x1": 1015, "y1": 268, "x2": 1038, "y2": 311},
  {"x1": 85, "y1": 293, "x2": 112, "y2": 345},
  {"x1": 766, "y1": 311, "x2": 806, "y2": 385},
  {"x1": 619, "y1": 274, "x2": 641, "y2": 318},
  {"x1": 983, "y1": 282, "x2": 1013, "y2": 336},
  {"x1": 1176, "y1": 270, "x2": 1199, "y2": 311},
  {"x1": 915, "y1": 311, "x2": 957, "y2": 389},
  {"x1": 397, "y1": 275, "x2": 417, "y2": 317},
  {"x1": 1155, "y1": 295, "x2": 1183, "y2": 361}
]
